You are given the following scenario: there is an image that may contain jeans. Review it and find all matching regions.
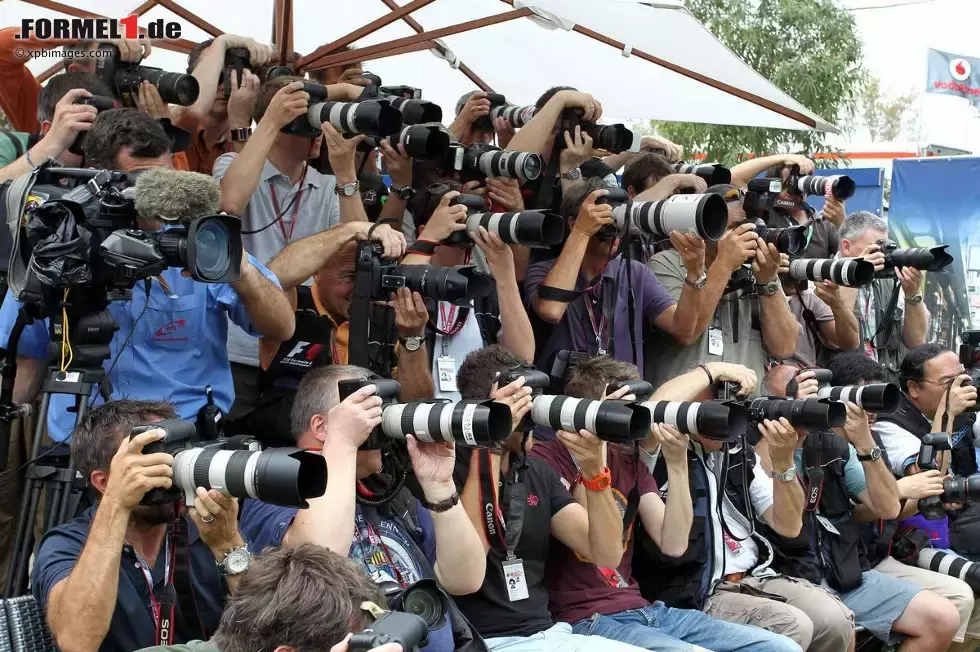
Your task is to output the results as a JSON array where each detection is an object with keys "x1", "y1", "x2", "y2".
[
  {"x1": 486, "y1": 622, "x2": 648, "y2": 652},
  {"x1": 572, "y1": 602, "x2": 802, "y2": 652}
]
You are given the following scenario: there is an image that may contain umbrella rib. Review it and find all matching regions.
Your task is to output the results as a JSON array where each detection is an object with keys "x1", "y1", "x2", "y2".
[
  {"x1": 155, "y1": 0, "x2": 224, "y2": 37},
  {"x1": 298, "y1": 0, "x2": 437, "y2": 70},
  {"x1": 273, "y1": 0, "x2": 294, "y2": 64},
  {"x1": 376, "y1": 0, "x2": 494, "y2": 93}
]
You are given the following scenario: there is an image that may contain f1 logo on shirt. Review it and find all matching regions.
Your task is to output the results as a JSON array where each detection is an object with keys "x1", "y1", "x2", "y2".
[{"x1": 281, "y1": 341, "x2": 326, "y2": 368}]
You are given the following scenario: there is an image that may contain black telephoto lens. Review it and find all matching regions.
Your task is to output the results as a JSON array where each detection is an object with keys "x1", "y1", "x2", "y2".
[
  {"x1": 816, "y1": 384, "x2": 900, "y2": 413},
  {"x1": 386, "y1": 96, "x2": 443, "y2": 125},
  {"x1": 747, "y1": 397, "x2": 846, "y2": 429},
  {"x1": 942, "y1": 474, "x2": 980, "y2": 504},
  {"x1": 390, "y1": 124, "x2": 451, "y2": 160},
  {"x1": 674, "y1": 163, "x2": 732, "y2": 186},
  {"x1": 388, "y1": 265, "x2": 491, "y2": 305},
  {"x1": 606, "y1": 380, "x2": 654, "y2": 401},
  {"x1": 887, "y1": 245, "x2": 954, "y2": 272},
  {"x1": 139, "y1": 67, "x2": 200, "y2": 106},
  {"x1": 754, "y1": 221, "x2": 806, "y2": 255},
  {"x1": 584, "y1": 123, "x2": 634, "y2": 153}
]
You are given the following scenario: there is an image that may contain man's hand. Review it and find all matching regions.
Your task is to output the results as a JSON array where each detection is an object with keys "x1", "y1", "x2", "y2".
[
  {"x1": 560, "y1": 125, "x2": 598, "y2": 173},
  {"x1": 322, "y1": 123, "x2": 366, "y2": 182},
  {"x1": 791, "y1": 370, "x2": 821, "y2": 399},
  {"x1": 338, "y1": 68, "x2": 375, "y2": 87},
  {"x1": 715, "y1": 222, "x2": 759, "y2": 272},
  {"x1": 556, "y1": 90, "x2": 603, "y2": 122},
  {"x1": 491, "y1": 376, "x2": 534, "y2": 436},
  {"x1": 707, "y1": 363, "x2": 758, "y2": 396},
  {"x1": 494, "y1": 115, "x2": 517, "y2": 149},
  {"x1": 669, "y1": 232, "x2": 705, "y2": 282},
  {"x1": 260, "y1": 81, "x2": 309, "y2": 130},
  {"x1": 650, "y1": 424, "x2": 689, "y2": 467},
  {"x1": 822, "y1": 196, "x2": 846, "y2": 227},
  {"x1": 331, "y1": 634, "x2": 402, "y2": 652},
  {"x1": 458, "y1": 91, "x2": 491, "y2": 125},
  {"x1": 136, "y1": 81, "x2": 172, "y2": 120},
  {"x1": 898, "y1": 470, "x2": 945, "y2": 501},
  {"x1": 857, "y1": 242, "x2": 886, "y2": 273},
  {"x1": 573, "y1": 189, "x2": 614, "y2": 237},
  {"x1": 391, "y1": 288, "x2": 428, "y2": 338},
  {"x1": 660, "y1": 174, "x2": 708, "y2": 196},
  {"x1": 44, "y1": 88, "x2": 98, "y2": 151},
  {"x1": 841, "y1": 402, "x2": 875, "y2": 449},
  {"x1": 353, "y1": 223, "x2": 405, "y2": 259},
  {"x1": 406, "y1": 435, "x2": 455, "y2": 488},
  {"x1": 473, "y1": 227, "x2": 516, "y2": 282},
  {"x1": 759, "y1": 417, "x2": 799, "y2": 468},
  {"x1": 782, "y1": 155, "x2": 815, "y2": 174},
  {"x1": 558, "y1": 429, "x2": 607, "y2": 479},
  {"x1": 813, "y1": 280, "x2": 844, "y2": 311},
  {"x1": 326, "y1": 385, "x2": 384, "y2": 452},
  {"x1": 897, "y1": 266, "x2": 923, "y2": 298},
  {"x1": 486, "y1": 177, "x2": 524, "y2": 212},
  {"x1": 102, "y1": 430, "x2": 174, "y2": 511},
  {"x1": 227, "y1": 69, "x2": 261, "y2": 129},
  {"x1": 752, "y1": 241, "x2": 782, "y2": 284},
  {"x1": 216, "y1": 34, "x2": 273, "y2": 68},
  {"x1": 108, "y1": 38, "x2": 149, "y2": 62},
  {"x1": 379, "y1": 140, "x2": 413, "y2": 188},
  {"x1": 188, "y1": 488, "x2": 243, "y2": 556},
  {"x1": 640, "y1": 135, "x2": 683, "y2": 162},
  {"x1": 942, "y1": 376, "x2": 978, "y2": 418},
  {"x1": 603, "y1": 385, "x2": 636, "y2": 402},
  {"x1": 424, "y1": 191, "x2": 468, "y2": 242}
]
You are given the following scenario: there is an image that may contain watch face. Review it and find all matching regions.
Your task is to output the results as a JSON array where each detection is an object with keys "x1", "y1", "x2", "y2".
[
  {"x1": 225, "y1": 549, "x2": 250, "y2": 575},
  {"x1": 404, "y1": 337, "x2": 422, "y2": 351},
  {"x1": 343, "y1": 184, "x2": 358, "y2": 197}
]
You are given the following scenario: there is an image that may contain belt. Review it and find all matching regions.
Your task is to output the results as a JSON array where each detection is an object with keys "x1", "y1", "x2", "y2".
[{"x1": 723, "y1": 572, "x2": 747, "y2": 584}]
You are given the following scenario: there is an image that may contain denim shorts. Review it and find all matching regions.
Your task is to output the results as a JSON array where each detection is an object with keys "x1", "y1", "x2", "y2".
[{"x1": 834, "y1": 569, "x2": 921, "y2": 644}]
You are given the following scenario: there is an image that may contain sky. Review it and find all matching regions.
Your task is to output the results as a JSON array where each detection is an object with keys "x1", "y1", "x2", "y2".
[{"x1": 836, "y1": 0, "x2": 980, "y2": 152}]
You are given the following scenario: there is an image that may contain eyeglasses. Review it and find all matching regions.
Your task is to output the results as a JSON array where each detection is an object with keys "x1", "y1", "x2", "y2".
[
  {"x1": 721, "y1": 187, "x2": 745, "y2": 203},
  {"x1": 913, "y1": 370, "x2": 967, "y2": 388}
]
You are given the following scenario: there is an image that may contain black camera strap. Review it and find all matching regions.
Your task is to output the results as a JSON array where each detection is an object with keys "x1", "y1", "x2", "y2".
[
  {"x1": 873, "y1": 281, "x2": 902, "y2": 348},
  {"x1": 132, "y1": 527, "x2": 176, "y2": 647},
  {"x1": 477, "y1": 448, "x2": 526, "y2": 559},
  {"x1": 172, "y1": 515, "x2": 207, "y2": 643}
]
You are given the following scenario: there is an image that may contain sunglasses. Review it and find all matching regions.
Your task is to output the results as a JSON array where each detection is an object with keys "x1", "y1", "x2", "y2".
[{"x1": 721, "y1": 187, "x2": 745, "y2": 203}]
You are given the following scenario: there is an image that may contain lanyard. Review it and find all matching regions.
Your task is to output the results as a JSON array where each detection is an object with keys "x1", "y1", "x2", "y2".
[
  {"x1": 582, "y1": 281, "x2": 607, "y2": 356},
  {"x1": 477, "y1": 449, "x2": 526, "y2": 559},
  {"x1": 438, "y1": 303, "x2": 468, "y2": 337},
  {"x1": 267, "y1": 165, "x2": 308, "y2": 242},
  {"x1": 131, "y1": 531, "x2": 177, "y2": 646}
]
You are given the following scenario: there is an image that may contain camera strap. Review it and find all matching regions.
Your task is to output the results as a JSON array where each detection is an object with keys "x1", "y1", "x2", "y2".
[
  {"x1": 873, "y1": 281, "x2": 902, "y2": 347},
  {"x1": 172, "y1": 515, "x2": 208, "y2": 643},
  {"x1": 131, "y1": 527, "x2": 176, "y2": 646},
  {"x1": 478, "y1": 449, "x2": 526, "y2": 559}
]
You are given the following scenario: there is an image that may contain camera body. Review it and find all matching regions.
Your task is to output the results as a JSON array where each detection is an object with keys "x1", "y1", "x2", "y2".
[
  {"x1": 559, "y1": 107, "x2": 634, "y2": 154},
  {"x1": 69, "y1": 95, "x2": 119, "y2": 155},
  {"x1": 918, "y1": 432, "x2": 953, "y2": 520},
  {"x1": 349, "y1": 611, "x2": 429, "y2": 652},
  {"x1": 94, "y1": 43, "x2": 200, "y2": 107},
  {"x1": 338, "y1": 378, "x2": 402, "y2": 449},
  {"x1": 221, "y1": 47, "x2": 250, "y2": 98},
  {"x1": 474, "y1": 93, "x2": 507, "y2": 133},
  {"x1": 784, "y1": 368, "x2": 833, "y2": 397}
]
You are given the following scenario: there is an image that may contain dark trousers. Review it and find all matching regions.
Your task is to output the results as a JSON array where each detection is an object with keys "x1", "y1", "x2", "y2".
[{"x1": 228, "y1": 362, "x2": 261, "y2": 422}]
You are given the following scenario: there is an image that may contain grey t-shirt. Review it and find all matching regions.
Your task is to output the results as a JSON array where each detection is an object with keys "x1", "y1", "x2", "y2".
[
  {"x1": 213, "y1": 153, "x2": 340, "y2": 366},
  {"x1": 787, "y1": 289, "x2": 834, "y2": 368},
  {"x1": 645, "y1": 249, "x2": 800, "y2": 392}
]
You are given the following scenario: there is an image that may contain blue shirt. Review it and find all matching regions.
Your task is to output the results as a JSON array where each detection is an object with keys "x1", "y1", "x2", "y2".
[
  {"x1": 31, "y1": 508, "x2": 229, "y2": 652},
  {"x1": 795, "y1": 443, "x2": 868, "y2": 498},
  {"x1": 0, "y1": 253, "x2": 279, "y2": 442},
  {"x1": 239, "y1": 499, "x2": 454, "y2": 652}
]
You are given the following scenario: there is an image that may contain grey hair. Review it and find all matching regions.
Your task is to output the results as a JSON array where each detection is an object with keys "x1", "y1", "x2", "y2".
[
  {"x1": 289, "y1": 365, "x2": 373, "y2": 441},
  {"x1": 839, "y1": 211, "x2": 888, "y2": 242}
]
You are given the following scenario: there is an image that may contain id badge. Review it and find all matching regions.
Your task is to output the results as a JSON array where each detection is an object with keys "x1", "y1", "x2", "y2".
[
  {"x1": 815, "y1": 515, "x2": 841, "y2": 536},
  {"x1": 722, "y1": 531, "x2": 743, "y2": 556},
  {"x1": 437, "y1": 356, "x2": 458, "y2": 392},
  {"x1": 708, "y1": 327, "x2": 724, "y2": 356},
  {"x1": 502, "y1": 557, "x2": 530, "y2": 602}
]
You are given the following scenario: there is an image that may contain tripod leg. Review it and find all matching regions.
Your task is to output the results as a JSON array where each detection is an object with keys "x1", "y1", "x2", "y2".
[{"x1": 57, "y1": 400, "x2": 90, "y2": 525}]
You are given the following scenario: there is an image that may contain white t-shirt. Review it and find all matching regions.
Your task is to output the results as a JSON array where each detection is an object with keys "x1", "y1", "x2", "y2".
[
  {"x1": 704, "y1": 451, "x2": 775, "y2": 575},
  {"x1": 432, "y1": 301, "x2": 484, "y2": 401}
]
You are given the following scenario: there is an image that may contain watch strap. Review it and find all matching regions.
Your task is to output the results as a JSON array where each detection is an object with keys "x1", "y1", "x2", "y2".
[
  {"x1": 774, "y1": 466, "x2": 797, "y2": 482},
  {"x1": 685, "y1": 271, "x2": 707, "y2": 290},
  {"x1": 856, "y1": 446, "x2": 882, "y2": 462},
  {"x1": 907, "y1": 293, "x2": 924, "y2": 305},
  {"x1": 216, "y1": 544, "x2": 250, "y2": 575},
  {"x1": 421, "y1": 492, "x2": 460, "y2": 513},
  {"x1": 561, "y1": 167, "x2": 582, "y2": 181},
  {"x1": 335, "y1": 180, "x2": 360, "y2": 196},
  {"x1": 229, "y1": 127, "x2": 252, "y2": 142},
  {"x1": 579, "y1": 466, "x2": 612, "y2": 491},
  {"x1": 391, "y1": 185, "x2": 416, "y2": 200},
  {"x1": 756, "y1": 280, "x2": 779, "y2": 296}
]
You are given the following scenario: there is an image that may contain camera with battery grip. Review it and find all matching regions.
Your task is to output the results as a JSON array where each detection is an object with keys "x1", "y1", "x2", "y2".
[{"x1": 916, "y1": 430, "x2": 980, "y2": 520}]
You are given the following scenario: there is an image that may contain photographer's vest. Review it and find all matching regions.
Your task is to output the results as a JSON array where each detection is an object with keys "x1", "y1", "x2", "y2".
[
  {"x1": 854, "y1": 277, "x2": 906, "y2": 385},
  {"x1": 760, "y1": 430, "x2": 868, "y2": 592},
  {"x1": 875, "y1": 392, "x2": 978, "y2": 477},
  {"x1": 632, "y1": 444, "x2": 775, "y2": 610}
]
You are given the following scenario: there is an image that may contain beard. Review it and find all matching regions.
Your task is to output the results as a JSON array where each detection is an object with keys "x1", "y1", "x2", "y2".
[{"x1": 131, "y1": 502, "x2": 178, "y2": 527}]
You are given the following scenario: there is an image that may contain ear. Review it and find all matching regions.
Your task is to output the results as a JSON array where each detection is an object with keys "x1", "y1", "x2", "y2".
[
  {"x1": 626, "y1": 186, "x2": 636, "y2": 200},
  {"x1": 40, "y1": 120, "x2": 53, "y2": 136},
  {"x1": 90, "y1": 470, "x2": 109, "y2": 496},
  {"x1": 273, "y1": 646, "x2": 296, "y2": 652},
  {"x1": 310, "y1": 413, "x2": 328, "y2": 445}
]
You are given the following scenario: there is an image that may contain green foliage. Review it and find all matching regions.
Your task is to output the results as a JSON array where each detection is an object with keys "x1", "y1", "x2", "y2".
[
  {"x1": 654, "y1": 0, "x2": 865, "y2": 165},
  {"x1": 853, "y1": 76, "x2": 918, "y2": 142}
]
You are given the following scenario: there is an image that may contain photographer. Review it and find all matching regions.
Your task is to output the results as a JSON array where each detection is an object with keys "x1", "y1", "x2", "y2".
[
  {"x1": 836, "y1": 212, "x2": 929, "y2": 381},
  {"x1": 238, "y1": 365, "x2": 487, "y2": 652},
  {"x1": 137, "y1": 544, "x2": 396, "y2": 652},
  {"x1": 174, "y1": 35, "x2": 272, "y2": 174},
  {"x1": 631, "y1": 363, "x2": 849, "y2": 651},
  {"x1": 214, "y1": 76, "x2": 369, "y2": 416},
  {"x1": 729, "y1": 154, "x2": 845, "y2": 259},
  {"x1": 531, "y1": 355, "x2": 801, "y2": 652},
  {"x1": 450, "y1": 346, "x2": 641, "y2": 652},
  {"x1": 781, "y1": 276, "x2": 860, "y2": 368},
  {"x1": 401, "y1": 186, "x2": 534, "y2": 398},
  {"x1": 449, "y1": 91, "x2": 517, "y2": 147},
  {"x1": 0, "y1": 109, "x2": 293, "y2": 443},
  {"x1": 32, "y1": 399, "x2": 249, "y2": 652},
  {"x1": 645, "y1": 184, "x2": 800, "y2": 391},
  {"x1": 526, "y1": 179, "x2": 702, "y2": 373}
]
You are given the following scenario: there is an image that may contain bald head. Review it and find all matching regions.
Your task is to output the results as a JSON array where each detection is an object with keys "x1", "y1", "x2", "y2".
[{"x1": 766, "y1": 364, "x2": 801, "y2": 398}]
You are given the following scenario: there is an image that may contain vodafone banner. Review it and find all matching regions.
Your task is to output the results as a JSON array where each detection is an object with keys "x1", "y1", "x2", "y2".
[{"x1": 926, "y1": 48, "x2": 980, "y2": 107}]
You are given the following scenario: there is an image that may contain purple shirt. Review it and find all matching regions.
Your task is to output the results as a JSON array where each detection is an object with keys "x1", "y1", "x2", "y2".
[{"x1": 524, "y1": 257, "x2": 675, "y2": 372}]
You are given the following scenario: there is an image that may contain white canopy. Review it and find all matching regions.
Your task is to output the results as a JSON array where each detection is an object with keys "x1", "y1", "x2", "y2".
[{"x1": 0, "y1": 0, "x2": 838, "y2": 132}]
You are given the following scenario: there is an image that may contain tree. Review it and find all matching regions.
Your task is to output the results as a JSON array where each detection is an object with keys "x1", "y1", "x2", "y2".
[
  {"x1": 853, "y1": 76, "x2": 918, "y2": 142},
  {"x1": 653, "y1": 0, "x2": 865, "y2": 166}
]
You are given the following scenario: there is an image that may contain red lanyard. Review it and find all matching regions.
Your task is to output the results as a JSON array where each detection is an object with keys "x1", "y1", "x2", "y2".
[
  {"x1": 267, "y1": 165, "x2": 308, "y2": 242},
  {"x1": 438, "y1": 303, "x2": 468, "y2": 337},
  {"x1": 583, "y1": 280, "x2": 607, "y2": 355},
  {"x1": 132, "y1": 533, "x2": 176, "y2": 646}
]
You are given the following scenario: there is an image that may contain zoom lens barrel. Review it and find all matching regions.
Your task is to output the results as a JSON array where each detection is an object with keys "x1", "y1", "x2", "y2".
[
  {"x1": 138, "y1": 66, "x2": 200, "y2": 106},
  {"x1": 384, "y1": 95, "x2": 443, "y2": 125},
  {"x1": 674, "y1": 163, "x2": 732, "y2": 186},
  {"x1": 755, "y1": 223, "x2": 806, "y2": 255},
  {"x1": 745, "y1": 397, "x2": 846, "y2": 429},
  {"x1": 787, "y1": 257, "x2": 875, "y2": 287},
  {"x1": 613, "y1": 194, "x2": 728, "y2": 241},
  {"x1": 916, "y1": 548, "x2": 980, "y2": 594},
  {"x1": 941, "y1": 474, "x2": 980, "y2": 504},
  {"x1": 816, "y1": 384, "x2": 900, "y2": 413},
  {"x1": 886, "y1": 245, "x2": 954, "y2": 272},
  {"x1": 793, "y1": 174, "x2": 856, "y2": 201},
  {"x1": 460, "y1": 211, "x2": 563, "y2": 247},
  {"x1": 642, "y1": 400, "x2": 747, "y2": 440},
  {"x1": 491, "y1": 104, "x2": 536, "y2": 128},
  {"x1": 474, "y1": 149, "x2": 543, "y2": 182},
  {"x1": 529, "y1": 395, "x2": 651, "y2": 443},
  {"x1": 386, "y1": 264, "x2": 491, "y2": 305},
  {"x1": 388, "y1": 123, "x2": 451, "y2": 160},
  {"x1": 309, "y1": 100, "x2": 403, "y2": 137},
  {"x1": 380, "y1": 400, "x2": 512, "y2": 447}
]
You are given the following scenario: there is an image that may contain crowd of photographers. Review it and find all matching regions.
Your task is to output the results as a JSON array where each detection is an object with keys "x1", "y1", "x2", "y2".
[{"x1": 0, "y1": 28, "x2": 979, "y2": 652}]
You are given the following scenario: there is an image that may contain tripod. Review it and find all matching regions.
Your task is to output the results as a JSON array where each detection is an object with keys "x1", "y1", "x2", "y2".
[{"x1": 2, "y1": 290, "x2": 118, "y2": 598}]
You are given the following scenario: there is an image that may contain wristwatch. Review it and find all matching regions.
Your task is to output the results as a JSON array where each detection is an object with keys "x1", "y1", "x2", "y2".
[
  {"x1": 334, "y1": 180, "x2": 360, "y2": 197},
  {"x1": 229, "y1": 127, "x2": 252, "y2": 142},
  {"x1": 391, "y1": 185, "x2": 416, "y2": 201},
  {"x1": 685, "y1": 271, "x2": 708, "y2": 291},
  {"x1": 773, "y1": 466, "x2": 798, "y2": 483},
  {"x1": 907, "y1": 293, "x2": 924, "y2": 306},
  {"x1": 421, "y1": 492, "x2": 460, "y2": 513},
  {"x1": 856, "y1": 446, "x2": 883, "y2": 463},
  {"x1": 578, "y1": 467, "x2": 612, "y2": 491},
  {"x1": 400, "y1": 335, "x2": 423, "y2": 352},
  {"x1": 561, "y1": 167, "x2": 582, "y2": 181},
  {"x1": 216, "y1": 544, "x2": 251, "y2": 576},
  {"x1": 755, "y1": 280, "x2": 780, "y2": 297}
]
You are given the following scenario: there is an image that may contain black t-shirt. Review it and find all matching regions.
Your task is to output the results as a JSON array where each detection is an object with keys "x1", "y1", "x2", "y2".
[
  {"x1": 769, "y1": 204, "x2": 840, "y2": 259},
  {"x1": 452, "y1": 452, "x2": 575, "y2": 639}
]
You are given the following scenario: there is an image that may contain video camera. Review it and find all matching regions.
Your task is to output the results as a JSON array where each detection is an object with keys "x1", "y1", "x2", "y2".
[
  {"x1": 442, "y1": 194, "x2": 563, "y2": 248},
  {"x1": 338, "y1": 378, "x2": 512, "y2": 449},
  {"x1": 94, "y1": 43, "x2": 199, "y2": 107},
  {"x1": 132, "y1": 418, "x2": 327, "y2": 508},
  {"x1": 876, "y1": 238, "x2": 954, "y2": 275},
  {"x1": 597, "y1": 187, "x2": 728, "y2": 242},
  {"x1": 475, "y1": 93, "x2": 535, "y2": 131},
  {"x1": 917, "y1": 432, "x2": 980, "y2": 519},
  {"x1": 281, "y1": 81, "x2": 403, "y2": 139},
  {"x1": 559, "y1": 107, "x2": 635, "y2": 154},
  {"x1": 442, "y1": 142, "x2": 543, "y2": 183}
]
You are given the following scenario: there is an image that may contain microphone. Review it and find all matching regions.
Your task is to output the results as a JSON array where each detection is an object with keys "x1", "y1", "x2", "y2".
[{"x1": 133, "y1": 168, "x2": 222, "y2": 223}]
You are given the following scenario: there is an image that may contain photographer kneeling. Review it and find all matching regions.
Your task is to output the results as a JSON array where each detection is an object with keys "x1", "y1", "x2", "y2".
[
  {"x1": 237, "y1": 365, "x2": 487, "y2": 652},
  {"x1": 32, "y1": 399, "x2": 250, "y2": 652}
]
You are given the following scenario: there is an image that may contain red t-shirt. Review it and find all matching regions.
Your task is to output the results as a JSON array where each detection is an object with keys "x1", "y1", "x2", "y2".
[{"x1": 530, "y1": 439, "x2": 658, "y2": 624}]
